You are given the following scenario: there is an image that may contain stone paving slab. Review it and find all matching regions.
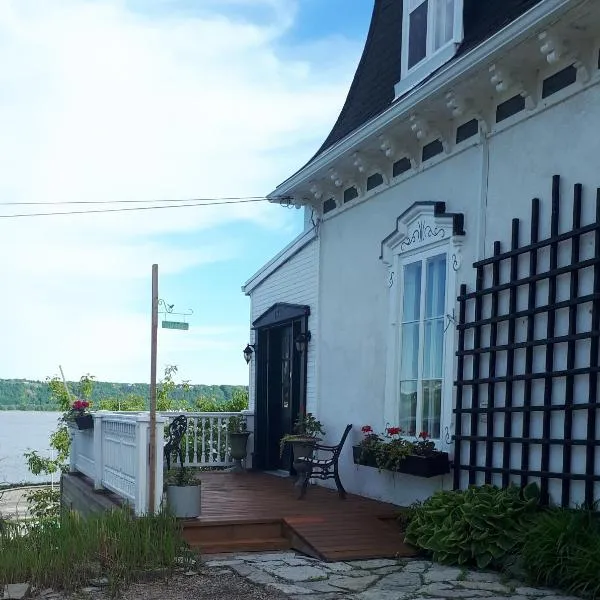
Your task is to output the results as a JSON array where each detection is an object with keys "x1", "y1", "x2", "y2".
[{"x1": 201, "y1": 552, "x2": 578, "y2": 600}]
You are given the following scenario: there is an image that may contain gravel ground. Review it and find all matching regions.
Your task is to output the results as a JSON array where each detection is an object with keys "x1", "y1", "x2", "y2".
[
  {"x1": 22, "y1": 552, "x2": 576, "y2": 600},
  {"x1": 117, "y1": 569, "x2": 288, "y2": 600}
]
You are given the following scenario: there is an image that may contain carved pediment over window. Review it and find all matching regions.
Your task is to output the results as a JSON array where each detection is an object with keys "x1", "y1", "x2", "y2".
[{"x1": 380, "y1": 201, "x2": 465, "y2": 267}]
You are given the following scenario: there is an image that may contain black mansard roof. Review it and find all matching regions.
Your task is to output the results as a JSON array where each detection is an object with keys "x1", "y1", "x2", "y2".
[{"x1": 314, "y1": 0, "x2": 543, "y2": 159}]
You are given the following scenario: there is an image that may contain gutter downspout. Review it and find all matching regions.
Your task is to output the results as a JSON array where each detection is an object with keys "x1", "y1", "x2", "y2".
[{"x1": 477, "y1": 126, "x2": 491, "y2": 260}]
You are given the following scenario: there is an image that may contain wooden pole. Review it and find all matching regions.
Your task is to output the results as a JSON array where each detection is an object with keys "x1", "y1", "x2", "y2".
[
  {"x1": 148, "y1": 264, "x2": 158, "y2": 514},
  {"x1": 59, "y1": 365, "x2": 73, "y2": 403}
]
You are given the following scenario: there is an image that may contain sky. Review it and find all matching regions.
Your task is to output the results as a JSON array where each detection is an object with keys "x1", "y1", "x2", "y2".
[{"x1": 0, "y1": 0, "x2": 374, "y2": 387}]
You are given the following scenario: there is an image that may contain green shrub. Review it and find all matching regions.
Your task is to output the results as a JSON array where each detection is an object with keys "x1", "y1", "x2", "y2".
[
  {"x1": 404, "y1": 483, "x2": 540, "y2": 569},
  {"x1": 521, "y1": 506, "x2": 600, "y2": 599},
  {"x1": 0, "y1": 508, "x2": 193, "y2": 594}
]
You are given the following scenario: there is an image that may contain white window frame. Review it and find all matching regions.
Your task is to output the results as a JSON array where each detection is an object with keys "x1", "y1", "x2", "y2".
[
  {"x1": 381, "y1": 204, "x2": 463, "y2": 451},
  {"x1": 396, "y1": 244, "x2": 450, "y2": 440},
  {"x1": 397, "y1": 0, "x2": 464, "y2": 98}
]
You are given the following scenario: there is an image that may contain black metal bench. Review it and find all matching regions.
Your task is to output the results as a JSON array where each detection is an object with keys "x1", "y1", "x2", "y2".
[
  {"x1": 164, "y1": 415, "x2": 188, "y2": 470},
  {"x1": 295, "y1": 424, "x2": 353, "y2": 500}
]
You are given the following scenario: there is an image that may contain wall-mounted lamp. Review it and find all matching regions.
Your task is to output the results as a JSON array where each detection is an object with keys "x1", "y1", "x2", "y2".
[
  {"x1": 243, "y1": 343, "x2": 255, "y2": 364},
  {"x1": 294, "y1": 331, "x2": 312, "y2": 354}
]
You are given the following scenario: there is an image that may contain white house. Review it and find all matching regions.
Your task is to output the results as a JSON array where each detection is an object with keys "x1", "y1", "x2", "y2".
[{"x1": 242, "y1": 0, "x2": 600, "y2": 508}]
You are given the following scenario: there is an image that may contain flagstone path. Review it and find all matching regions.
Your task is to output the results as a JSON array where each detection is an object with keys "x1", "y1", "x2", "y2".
[{"x1": 202, "y1": 552, "x2": 579, "y2": 600}]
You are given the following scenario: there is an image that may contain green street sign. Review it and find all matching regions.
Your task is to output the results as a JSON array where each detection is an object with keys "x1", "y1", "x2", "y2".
[{"x1": 162, "y1": 321, "x2": 189, "y2": 331}]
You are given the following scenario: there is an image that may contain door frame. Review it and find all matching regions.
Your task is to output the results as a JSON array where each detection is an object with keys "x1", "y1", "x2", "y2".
[{"x1": 253, "y1": 303, "x2": 310, "y2": 471}]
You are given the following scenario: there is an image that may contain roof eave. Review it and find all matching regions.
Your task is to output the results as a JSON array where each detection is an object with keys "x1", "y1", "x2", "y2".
[{"x1": 267, "y1": 0, "x2": 584, "y2": 200}]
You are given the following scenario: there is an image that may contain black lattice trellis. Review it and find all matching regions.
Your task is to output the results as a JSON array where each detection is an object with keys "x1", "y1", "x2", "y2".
[{"x1": 454, "y1": 175, "x2": 600, "y2": 507}]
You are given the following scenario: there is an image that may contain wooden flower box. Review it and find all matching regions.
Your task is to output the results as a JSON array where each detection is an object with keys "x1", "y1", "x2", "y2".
[{"x1": 352, "y1": 445, "x2": 450, "y2": 478}]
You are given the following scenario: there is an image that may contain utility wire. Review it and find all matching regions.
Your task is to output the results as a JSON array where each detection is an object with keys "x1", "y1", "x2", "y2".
[
  {"x1": 0, "y1": 195, "x2": 287, "y2": 206},
  {"x1": 0, "y1": 197, "x2": 283, "y2": 219}
]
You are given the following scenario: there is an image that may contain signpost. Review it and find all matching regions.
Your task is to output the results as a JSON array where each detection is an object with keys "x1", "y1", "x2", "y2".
[
  {"x1": 147, "y1": 278, "x2": 192, "y2": 514},
  {"x1": 149, "y1": 264, "x2": 158, "y2": 515}
]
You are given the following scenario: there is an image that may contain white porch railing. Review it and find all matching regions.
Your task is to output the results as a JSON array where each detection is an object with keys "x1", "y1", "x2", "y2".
[
  {"x1": 69, "y1": 410, "x2": 254, "y2": 516},
  {"x1": 70, "y1": 412, "x2": 166, "y2": 516},
  {"x1": 159, "y1": 411, "x2": 254, "y2": 468}
]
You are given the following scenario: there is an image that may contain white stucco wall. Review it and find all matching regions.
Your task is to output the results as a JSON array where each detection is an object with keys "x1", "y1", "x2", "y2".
[
  {"x1": 247, "y1": 238, "x2": 320, "y2": 415},
  {"x1": 315, "y1": 82, "x2": 600, "y2": 506}
]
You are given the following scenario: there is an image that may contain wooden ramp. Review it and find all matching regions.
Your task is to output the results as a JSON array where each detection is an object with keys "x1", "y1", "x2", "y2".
[{"x1": 182, "y1": 472, "x2": 416, "y2": 561}]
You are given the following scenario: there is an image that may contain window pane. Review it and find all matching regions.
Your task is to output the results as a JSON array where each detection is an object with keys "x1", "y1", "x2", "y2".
[
  {"x1": 422, "y1": 379, "x2": 442, "y2": 438},
  {"x1": 408, "y1": 0, "x2": 428, "y2": 68},
  {"x1": 425, "y1": 254, "x2": 446, "y2": 318},
  {"x1": 434, "y1": 0, "x2": 454, "y2": 50},
  {"x1": 400, "y1": 380, "x2": 418, "y2": 433},
  {"x1": 402, "y1": 261, "x2": 422, "y2": 322},
  {"x1": 423, "y1": 318, "x2": 444, "y2": 379},
  {"x1": 400, "y1": 322, "x2": 420, "y2": 380}
]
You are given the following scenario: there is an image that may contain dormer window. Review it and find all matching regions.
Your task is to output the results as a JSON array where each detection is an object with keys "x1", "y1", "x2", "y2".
[{"x1": 397, "y1": 0, "x2": 464, "y2": 96}]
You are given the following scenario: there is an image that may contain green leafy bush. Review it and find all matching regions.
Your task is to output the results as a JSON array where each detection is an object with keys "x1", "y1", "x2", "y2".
[
  {"x1": 521, "y1": 506, "x2": 600, "y2": 599},
  {"x1": 405, "y1": 483, "x2": 540, "y2": 569}
]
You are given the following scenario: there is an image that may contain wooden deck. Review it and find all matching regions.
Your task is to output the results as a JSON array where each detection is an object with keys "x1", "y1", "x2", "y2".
[
  {"x1": 182, "y1": 472, "x2": 416, "y2": 561},
  {"x1": 61, "y1": 471, "x2": 416, "y2": 561}
]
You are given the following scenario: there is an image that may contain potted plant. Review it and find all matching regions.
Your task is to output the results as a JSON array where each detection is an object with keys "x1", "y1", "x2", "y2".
[
  {"x1": 280, "y1": 412, "x2": 325, "y2": 461},
  {"x1": 65, "y1": 399, "x2": 93, "y2": 430},
  {"x1": 164, "y1": 466, "x2": 201, "y2": 518},
  {"x1": 228, "y1": 414, "x2": 250, "y2": 472},
  {"x1": 352, "y1": 426, "x2": 450, "y2": 478}
]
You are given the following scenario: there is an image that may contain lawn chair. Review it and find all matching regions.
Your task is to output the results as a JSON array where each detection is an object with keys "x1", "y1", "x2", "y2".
[
  {"x1": 295, "y1": 424, "x2": 353, "y2": 500},
  {"x1": 164, "y1": 415, "x2": 188, "y2": 471}
]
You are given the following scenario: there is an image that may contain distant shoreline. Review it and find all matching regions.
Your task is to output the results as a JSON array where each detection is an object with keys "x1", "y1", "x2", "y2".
[
  {"x1": 0, "y1": 481, "x2": 52, "y2": 491},
  {"x1": 0, "y1": 407, "x2": 61, "y2": 411}
]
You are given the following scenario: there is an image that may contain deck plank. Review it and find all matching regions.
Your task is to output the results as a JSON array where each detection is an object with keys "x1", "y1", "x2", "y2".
[{"x1": 185, "y1": 472, "x2": 416, "y2": 561}]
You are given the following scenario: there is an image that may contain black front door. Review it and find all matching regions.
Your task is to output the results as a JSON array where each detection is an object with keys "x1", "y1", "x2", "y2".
[
  {"x1": 264, "y1": 324, "x2": 297, "y2": 470},
  {"x1": 253, "y1": 306, "x2": 309, "y2": 472}
]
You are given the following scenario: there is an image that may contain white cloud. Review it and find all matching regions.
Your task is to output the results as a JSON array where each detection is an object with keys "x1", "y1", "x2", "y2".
[{"x1": 0, "y1": 0, "x2": 363, "y2": 385}]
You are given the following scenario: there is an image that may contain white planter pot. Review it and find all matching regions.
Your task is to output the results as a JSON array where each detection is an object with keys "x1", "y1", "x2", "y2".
[{"x1": 166, "y1": 484, "x2": 201, "y2": 518}]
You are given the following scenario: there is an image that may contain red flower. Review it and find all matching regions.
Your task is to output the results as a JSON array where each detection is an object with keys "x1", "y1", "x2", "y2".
[
  {"x1": 419, "y1": 431, "x2": 429, "y2": 439},
  {"x1": 361, "y1": 425, "x2": 373, "y2": 434},
  {"x1": 386, "y1": 426, "x2": 403, "y2": 436}
]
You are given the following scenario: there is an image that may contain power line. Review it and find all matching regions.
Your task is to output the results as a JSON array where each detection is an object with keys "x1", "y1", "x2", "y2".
[
  {"x1": 0, "y1": 195, "x2": 285, "y2": 206},
  {"x1": 0, "y1": 197, "x2": 282, "y2": 219}
]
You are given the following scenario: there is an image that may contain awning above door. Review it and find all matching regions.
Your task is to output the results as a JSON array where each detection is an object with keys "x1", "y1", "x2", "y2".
[{"x1": 252, "y1": 303, "x2": 310, "y2": 329}]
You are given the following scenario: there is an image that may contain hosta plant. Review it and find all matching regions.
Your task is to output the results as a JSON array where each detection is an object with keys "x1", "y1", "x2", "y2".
[{"x1": 404, "y1": 482, "x2": 540, "y2": 569}]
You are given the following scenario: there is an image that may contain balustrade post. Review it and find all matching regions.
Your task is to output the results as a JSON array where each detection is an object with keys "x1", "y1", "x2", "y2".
[
  {"x1": 69, "y1": 425, "x2": 78, "y2": 473},
  {"x1": 135, "y1": 415, "x2": 149, "y2": 516},
  {"x1": 92, "y1": 413, "x2": 104, "y2": 490},
  {"x1": 242, "y1": 409, "x2": 255, "y2": 469},
  {"x1": 153, "y1": 416, "x2": 167, "y2": 513}
]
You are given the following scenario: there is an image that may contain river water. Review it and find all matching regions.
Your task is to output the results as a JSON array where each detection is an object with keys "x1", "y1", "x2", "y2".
[{"x1": 0, "y1": 411, "x2": 62, "y2": 484}]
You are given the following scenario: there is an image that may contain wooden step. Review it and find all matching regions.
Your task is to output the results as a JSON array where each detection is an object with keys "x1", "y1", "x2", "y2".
[
  {"x1": 182, "y1": 518, "x2": 289, "y2": 554},
  {"x1": 193, "y1": 537, "x2": 291, "y2": 554}
]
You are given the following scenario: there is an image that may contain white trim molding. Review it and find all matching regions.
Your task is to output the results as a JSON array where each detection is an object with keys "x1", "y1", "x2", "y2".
[
  {"x1": 380, "y1": 202, "x2": 464, "y2": 268},
  {"x1": 381, "y1": 202, "x2": 465, "y2": 450}
]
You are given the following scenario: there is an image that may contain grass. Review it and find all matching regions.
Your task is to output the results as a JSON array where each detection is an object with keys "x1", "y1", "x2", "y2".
[
  {"x1": 520, "y1": 506, "x2": 600, "y2": 599},
  {"x1": 0, "y1": 508, "x2": 194, "y2": 596}
]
